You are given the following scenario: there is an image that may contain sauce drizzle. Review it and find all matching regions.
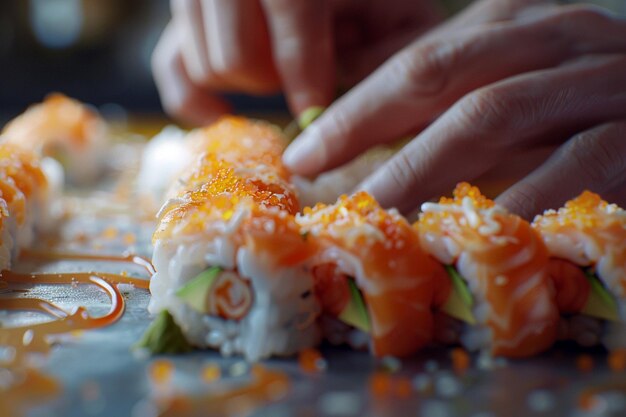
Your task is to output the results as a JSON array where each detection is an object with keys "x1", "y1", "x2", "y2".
[
  {"x1": 0, "y1": 269, "x2": 151, "y2": 358},
  {"x1": 19, "y1": 248, "x2": 156, "y2": 275}
]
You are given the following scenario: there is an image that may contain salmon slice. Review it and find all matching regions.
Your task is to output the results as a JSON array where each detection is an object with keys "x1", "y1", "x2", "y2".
[
  {"x1": 417, "y1": 183, "x2": 559, "y2": 357},
  {"x1": 298, "y1": 192, "x2": 448, "y2": 357}
]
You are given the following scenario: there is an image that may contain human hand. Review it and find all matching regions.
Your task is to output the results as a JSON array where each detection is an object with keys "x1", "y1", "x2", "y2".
[
  {"x1": 283, "y1": 0, "x2": 626, "y2": 219},
  {"x1": 151, "y1": 0, "x2": 443, "y2": 125}
]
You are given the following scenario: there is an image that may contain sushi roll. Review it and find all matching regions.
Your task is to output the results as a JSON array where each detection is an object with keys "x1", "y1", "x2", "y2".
[
  {"x1": 167, "y1": 116, "x2": 292, "y2": 198},
  {"x1": 416, "y1": 183, "x2": 559, "y2": 357},
  {"x1": 532, "y1": 191, "x2": 626, "y2": 349},
  {"x1": 1, "y1": 93, "x2": 108, "y2": 185},
  {"x1": 0, "y1": 198, "x2": 12, "y2": 270},
  {"x1": 136, "y1": 125, "x2": 190, "y2": 211},
  {"x1": 149, "y1": 116, "x2": 321, "y2": 360},
  {"x1": 296, "y1": 192, "x2": 450, "y2": 357},
  {"x1": 0, "y1": 143, "x2": 59, "y2": 251}
]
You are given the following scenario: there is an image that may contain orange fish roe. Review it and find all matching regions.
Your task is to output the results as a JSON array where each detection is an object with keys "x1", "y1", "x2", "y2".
[
  {"x1": 608, "y1": 350, "x2": 626, "y2": 372},
  {"x1": 123, "y1": 232, "x2": 136, "y2": 245},
  {"x1": 394, "y1": 377, "x2": 413, "y2": 398},
  {"x1": 368, "y1": 373, "x2": 416, "y2": 398},
  {"x1": 201, "y1": 363, "x2": 221, "y2": 383},
  {"x1": 301, "y1": 192, "x2": 405, "y2": 236},
  {"x1": 534, "y1": 190, "x2": 626, "y2": 240},
  {"x1": 2, "y1": 93, "x2": 105, "y2": 148},
  {"x1": 535, "y1": 191, "x2": 611, "y2": 229},
  {"x1": 576, "y1": 354, "x2": 594, "y2": 373},
  {"x1": 450, "y1": 348, "x2": 471, "y2": 374},
  {"x1": 533, "y1": 189, "x2": 626, "y2": 301},
  {"x1": 101, "y1": 227, "x2": 118, "y2": 240},
  {"x1": 420, "y1": 182, "x2": 495, "y2": 225},
  {"x1": 149, "y1": 359, "x2": 174, "y2": 384},
  {"x1": 298, "y1": 348, "x2": 327, "y2": 373},
  {"x1": 369, "y1": 372, "x2": 393, "y2": 397},
  {"x1": 443, "y1": 182, "x2": 495, "y2": 209},
  {"x1": 184, "y1": 166, "x2": 299, "y2": 214},
  {"x1": 154, "y1": 117, "x2": 300, "y2": 243}
]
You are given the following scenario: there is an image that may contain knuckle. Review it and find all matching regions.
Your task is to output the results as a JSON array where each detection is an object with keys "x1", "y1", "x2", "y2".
[
  {"x1": 386, "y1": 152, "x2": 421, "y2": 194},
  {"x1": 391, "y1": 42, "x2": 451, "y2": 97},
  {"x1": 458, "y1": 86, "x2": 528, "y2": 140},
  {"x1": 565, "y1": 126, "x2": 626, "y2": 185},
  {"x1": 547, "y1": 5, "x2": 613, "y2": 34},
  {"x1": 558, "y1": 5, "x2": 612, "y2": 25},
  {"x1": 323, "y1": 108, "x2": 353, "y2": 151}
]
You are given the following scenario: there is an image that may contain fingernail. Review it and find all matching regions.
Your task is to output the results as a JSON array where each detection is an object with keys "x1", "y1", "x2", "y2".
[{"x1": 282, "y1": 128, "x2": 325, "y2": 176}]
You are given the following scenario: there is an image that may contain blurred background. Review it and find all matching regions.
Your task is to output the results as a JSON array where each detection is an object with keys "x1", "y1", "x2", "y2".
[
  {"x1": 0, "y1": 0, "x2": 291, "y2": 124},
  {"x1": 0, "y1": 0, "x2": 624, "y2": 125},
  {"x1": 0, "y1": 0, "x2": 171, "y2": 122}
]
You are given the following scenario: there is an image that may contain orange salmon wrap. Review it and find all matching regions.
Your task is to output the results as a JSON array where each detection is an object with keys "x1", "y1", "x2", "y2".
[
  {"x1": 0, "y1": 143, "x2": 59, "y2": 264},
  {"x1": 416, "y1": 183, "x2": 559, "y2": 357},
  {"x1": 533, "y1": 191, "x2": 626, "y2": 349},
  {"x1": 1, "y1": 94, "x2": 108, "y2": 184},
  {"x1": 296, "y1": 192, "x2": 450, "y2": 357},
  {"x1": 149, "y1": 116, "x2": 321, "y2": 361}
]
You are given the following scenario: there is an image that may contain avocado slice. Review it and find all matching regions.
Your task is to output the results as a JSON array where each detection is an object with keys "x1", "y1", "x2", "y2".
[
  {"x1": 133, "y1": 309, "x2": 193, "y2": 354},
  {"x1": 338, "y1": 277, "x2": 371, "y2": 333},
  {"x1": 175, "y1": 267, "x2": 222, "y2": 313},
  {"x1": 441, "y1": 265, "x2": 476, "y2": 325},
  {"x1": 581, "y1": 268, "x2": 619, "y2": 322},
  {"x1": 297, "y1": 106, "x2": 325, "y2": 130}
]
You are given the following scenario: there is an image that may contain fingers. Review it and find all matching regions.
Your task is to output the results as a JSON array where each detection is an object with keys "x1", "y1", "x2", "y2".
[
  {"x1": 152, "y1": 21, "x2": 230, "y2": 124},
  {"x1": 156, "y1": 0, "x2": 284, "y2": 123},
  {"x1": 358, "y1": 55, "x2": 626, "y2": 213},
  {"x1": 171, "y1": 0, "x2": 217, "y2": 87},
  {"x1": 337, "y1": 28, "x2": 418, "y2": 88},
  {"x1": 261, "y1": 0, "x2": 335, "y2": 114},
  {"x1": 337, "y1": 0, "x2": 444, "y2": 87},
  {"x1": 422, "y1": 0, "x2": 548, "y2": 41},
  {"x1": 496, "y1": 121, "x2": 626, "y2": 219},
  {"x1": 283, "y1": 5, "x2": 626, "y2": 176},
  {"x1": 200, "y1": 0, "x2": 280, "y2": 93}
]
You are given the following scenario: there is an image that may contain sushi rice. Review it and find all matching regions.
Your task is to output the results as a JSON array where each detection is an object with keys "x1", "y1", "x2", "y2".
[{"x1": 149, "y1": 117, "x2": 322, "y2": 361}]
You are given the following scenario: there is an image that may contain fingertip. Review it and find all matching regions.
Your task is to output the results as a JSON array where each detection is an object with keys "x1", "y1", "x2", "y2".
[{"x1": 282, "y1": 126, "x2": 326, "y2": 176}]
